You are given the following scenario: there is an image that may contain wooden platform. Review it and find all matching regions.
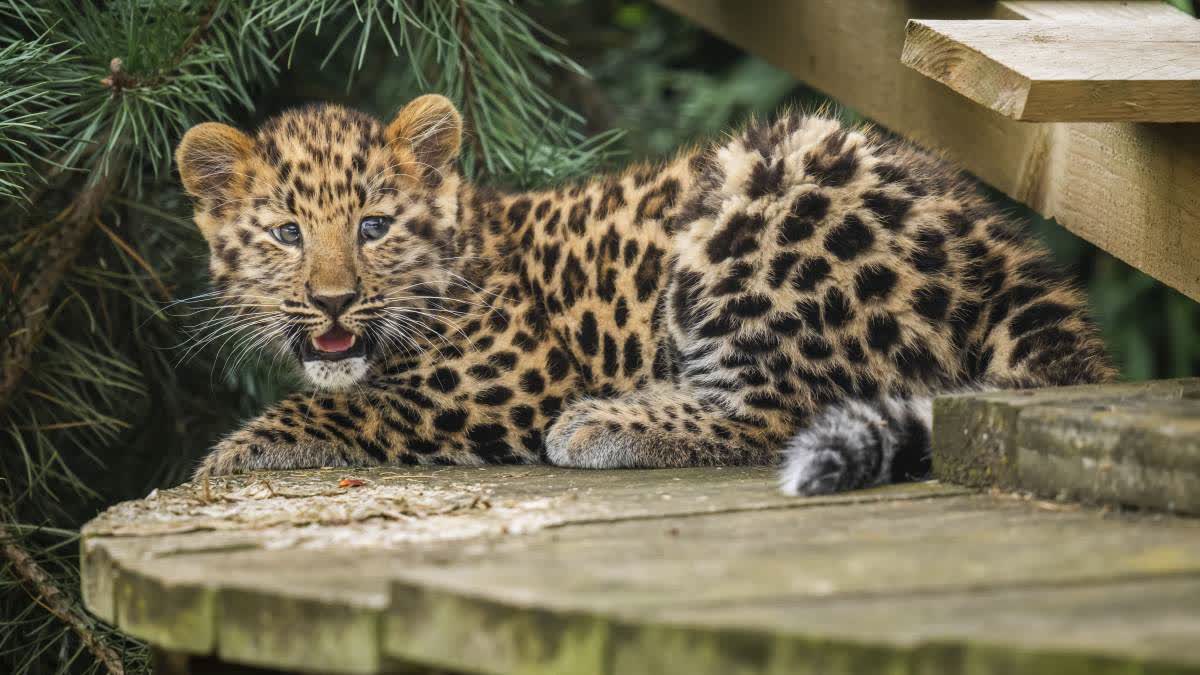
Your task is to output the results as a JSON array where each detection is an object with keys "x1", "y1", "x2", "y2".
[{"x1": 82, "y1": 465, "x2": 1200, "y2": 674}]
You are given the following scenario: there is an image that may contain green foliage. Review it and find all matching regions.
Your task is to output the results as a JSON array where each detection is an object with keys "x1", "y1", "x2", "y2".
[
  {"x1": 244, "y1": 0, "x2": 621, "y2": 185},
  {"x1": 0, "y1": 27, "x2": 78, "y2": 200},
  {"x1": 0, "y1": 2, "x2": 275, "y2": 195},
  {"x1": 1165, "y1": 0, "x2": 1198, "y2": 14}
]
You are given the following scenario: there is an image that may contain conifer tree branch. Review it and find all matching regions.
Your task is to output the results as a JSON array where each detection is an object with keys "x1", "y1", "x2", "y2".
[
  {"x1": 454, "y1": 0, "x2": 486, "y2": 164},
  {"x1": 99, "y1": 0, "x2": 220, "y2": 93},
  {"x1": 0, "y1": 172, "x2": 115, "y2": 412},
  {"x1": 1, "y1": 0, "x2": 223, "y2": 414},
  {"x1": 1, "y1": 531, "x2": 125, "y2": 675}
]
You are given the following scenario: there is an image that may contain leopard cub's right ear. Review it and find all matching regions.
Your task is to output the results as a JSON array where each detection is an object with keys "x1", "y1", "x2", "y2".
[{"x1": 175, "y1": 122, "x2": 254, "y2": 200}]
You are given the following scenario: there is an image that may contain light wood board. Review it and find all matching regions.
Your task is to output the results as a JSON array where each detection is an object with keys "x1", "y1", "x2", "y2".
[{"x1": 903, "y1": 20, "x2": 1200, "y2": 122}]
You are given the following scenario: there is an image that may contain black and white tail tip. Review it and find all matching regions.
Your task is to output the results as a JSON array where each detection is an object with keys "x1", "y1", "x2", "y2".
[{"x1": 779, "y1": 395, "x2": 935, "y2": 496}]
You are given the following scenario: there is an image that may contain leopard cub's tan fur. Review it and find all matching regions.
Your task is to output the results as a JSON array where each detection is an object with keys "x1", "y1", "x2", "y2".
[{"x1": 176, "y1": 95, "x2": 1113, "y2": 494}]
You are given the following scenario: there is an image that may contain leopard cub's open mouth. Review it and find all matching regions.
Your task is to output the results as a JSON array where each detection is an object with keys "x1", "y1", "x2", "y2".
[{"x1": 298, "y1": 325, "x2": 367, "y2": 362}]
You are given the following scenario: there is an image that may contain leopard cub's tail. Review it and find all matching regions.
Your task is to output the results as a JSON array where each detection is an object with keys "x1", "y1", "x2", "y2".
[{"x1": 779, "y1": 395, "x2": 940, "y2": 496}]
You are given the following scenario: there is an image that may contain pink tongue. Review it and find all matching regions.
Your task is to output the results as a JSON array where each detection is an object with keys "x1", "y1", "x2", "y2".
[{"x1": 314, "y1": 327, "x2": 355, "y2": 353}]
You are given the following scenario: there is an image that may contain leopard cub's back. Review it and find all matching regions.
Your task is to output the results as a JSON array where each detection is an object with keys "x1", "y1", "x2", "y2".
[{"x1": 660, "y1": 114, "x2": 1111, "y2": 416}]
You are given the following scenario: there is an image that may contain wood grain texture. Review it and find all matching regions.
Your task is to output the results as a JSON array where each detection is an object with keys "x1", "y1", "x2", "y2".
[
  {"x1": 902, "y1": 20, "x2": 1200, "y2": 122},
  {"x1": 80, "y1": 466, "x2": 1200, "y2": 674},
  {"x1": 996, "y1": 0, "x2": 1198, "y2": 22},
  {"x1": 933, "y1": 378, "x2": 1200, "y2": 513},
  {"x1": 654, "y1": 0, "x2": 1200, "y2": 302}
]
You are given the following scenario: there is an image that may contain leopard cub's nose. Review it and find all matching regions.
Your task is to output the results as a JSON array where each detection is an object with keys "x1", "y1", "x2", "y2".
[{"x1": 308, "y1": 291, "x2": 358, "y2": 318}]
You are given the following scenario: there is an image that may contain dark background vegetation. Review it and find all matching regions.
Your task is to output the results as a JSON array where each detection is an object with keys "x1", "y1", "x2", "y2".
[{"x1": 1, "y1": 1, "x2": 1197, "y2": 673}]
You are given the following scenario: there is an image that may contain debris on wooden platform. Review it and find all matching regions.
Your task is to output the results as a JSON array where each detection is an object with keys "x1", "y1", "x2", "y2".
[{"x1": 82, "y1": 466, "x2": 1200, "y2": 674}]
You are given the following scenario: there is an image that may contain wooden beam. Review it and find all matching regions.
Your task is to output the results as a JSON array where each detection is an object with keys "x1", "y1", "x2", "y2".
[
  {"x1": 902, "y1": 20, "x2": 1200, "y2": 122},
  {"x1": 654, "y1": 0, "x2": 1200, "y2": 302},
  {"x1": 934, "y1": 378, "x2": 1200, "y2": 513},
  {"x1": 995, "y1": 1, "x2": 1197, "y2": 22}
]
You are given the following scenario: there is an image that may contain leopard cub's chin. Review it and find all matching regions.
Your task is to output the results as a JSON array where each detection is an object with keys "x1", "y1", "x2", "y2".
[{"x1": 302, "y1": 357, "x2": 370, "y2": 390}]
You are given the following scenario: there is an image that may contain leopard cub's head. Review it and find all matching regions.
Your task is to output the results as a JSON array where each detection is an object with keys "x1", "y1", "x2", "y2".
[{"x1": 176, "y1": 95, "x2": 464, "y2": 389}]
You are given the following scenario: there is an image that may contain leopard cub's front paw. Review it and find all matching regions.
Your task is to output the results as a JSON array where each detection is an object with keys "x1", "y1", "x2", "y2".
[
  {"x1": 544, "y1": 401, "x2": 636, "y2": 469},
  {"x1": 193, "y1": 435, "x2": 258, "y2": 479},
  {"x1": 192, "y1": 429, "x2": 353, "y2": 480}
]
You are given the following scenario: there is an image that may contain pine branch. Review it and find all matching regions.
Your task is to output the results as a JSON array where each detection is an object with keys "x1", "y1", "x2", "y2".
[
  {"x1": 0, "y1": 174, "x2": 116, "y2": 412},
  {"x1": 0, "y1": 531, "x2": 125, "y2": 675},
  {"x1": 454, "y1": 0, "x2": 486, "y2": 165},
  {"x1": 0, "y1": 28, "x2": 79, "y2": 201},
  {"x1": 1, "y1": 0, "x2": 248, "y2": 413},
  {"x1": 246, "y1": 0, "x2": 618, "y2": 186},
  {"x1": 99, "y1": 0, "x2": 220, "y2": 94}
]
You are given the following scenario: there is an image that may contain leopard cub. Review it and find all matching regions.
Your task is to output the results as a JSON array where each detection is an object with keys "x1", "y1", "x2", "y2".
[{"x1": 176, "y1": 95, "x2": 1112, "y2": 494}]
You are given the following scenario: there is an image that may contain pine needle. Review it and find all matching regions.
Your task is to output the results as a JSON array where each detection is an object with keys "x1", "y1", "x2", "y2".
[{"x1": 93, "y1": 217, "x2": 171, "y2": 301}]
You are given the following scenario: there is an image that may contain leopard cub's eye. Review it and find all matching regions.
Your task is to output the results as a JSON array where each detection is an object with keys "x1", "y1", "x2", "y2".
[
  {"x1": 359, "y1": 216, "x2": 391, "y2": 242},
  {"x1": 270, "y1": 222, "x2": 302, "y2": 246}
]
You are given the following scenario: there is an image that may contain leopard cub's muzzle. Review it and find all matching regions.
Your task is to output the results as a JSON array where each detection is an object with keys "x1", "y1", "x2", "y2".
[{"x1": 291, "y1": 290, "x2": 374, "y2": 389}]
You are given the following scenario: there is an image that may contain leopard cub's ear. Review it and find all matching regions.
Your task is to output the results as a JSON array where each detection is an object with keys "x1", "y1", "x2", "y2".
[
  {"x1": 385, "y1": 94, "x2": 463, "y2": 178},
  {"x1": 175, "y1": 122, "x2": 254, "y2": 200}
]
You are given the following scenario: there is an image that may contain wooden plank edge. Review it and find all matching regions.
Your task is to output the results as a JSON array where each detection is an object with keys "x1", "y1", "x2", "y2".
[
  {"x1": 382, "y1": 579, "x2": 1200, "y2": 675},
  {"x1": 932, "y1": 378, "x2": 1200, "y2": 513},
  {"x1": 81, "y1": 535, "x2": 390, "y2": 674},
  {"x1": 80, "y1": 537, "x2": 117, "y2": 624},
  {"x1": 902, "y1": 19, "x2": 1200, "y2": 123},
  {"x1": 80, "y1": 536, "x2": 218, "y2": 655},
  {"x1": 996, "y1": 1, "x2": 1197, "y2": 23},
  {"x1": 901, "y1": 20, "x2": 1034, "y2": 121},
  {"x1": 1014, "y1": 403, "x2": 1200, "y2": 513},
  {"x1": 214, "y1": 584, "x2": 386, "y2": 675}
]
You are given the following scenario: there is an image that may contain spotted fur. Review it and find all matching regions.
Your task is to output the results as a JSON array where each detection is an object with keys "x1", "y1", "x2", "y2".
[{"x1": 176, "y1": 97, "x2": 1114, "y2": 494}]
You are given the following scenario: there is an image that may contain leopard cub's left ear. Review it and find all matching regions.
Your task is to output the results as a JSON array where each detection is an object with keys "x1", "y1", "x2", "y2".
[
  {"x1": 175, "y1": 122, "x2": 254, "y2": 200},
  {"x1": 385, "y1": 94, "x2": 463, "y2": 180}
]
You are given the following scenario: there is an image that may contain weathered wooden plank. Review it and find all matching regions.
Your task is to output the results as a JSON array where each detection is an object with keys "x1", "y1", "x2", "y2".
[
  {"x1": 81, "y1": 468, "x2": 963, "y2": 672},
  {"x1": 384, "y1": 494, "x2": 1200, "y2": 674},
  {"x1": 663, "y1": 577, "x2": 1200, "y2": 666},
  {"x1": 80, "y1": 536, "x2": 118, "y2": 623},
  {"x1": 94, "y1": 533, "x2": 399, "y2": 672},
  {"x1": 81, "y1": 465, "x2": 1200, "y2": 674},
  {"x1": 654, "y1": 0, "x2": 1200, "y2": 302},
  {"x1": 933, "y1": 378, "x2": 1200, "y2": 512},
  {"x1": 389, "y1": 494, "x2": 1200, "y2": 609},
  {"x1": 385, "y1": 579, "x2": 1200, "y2": 675},
  {"x1": 902, "y1": 20, "x2": 1200, "y2": 122},
  {"x1": 215, "y1": 564, "x2": 389, "y2": 675}
]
